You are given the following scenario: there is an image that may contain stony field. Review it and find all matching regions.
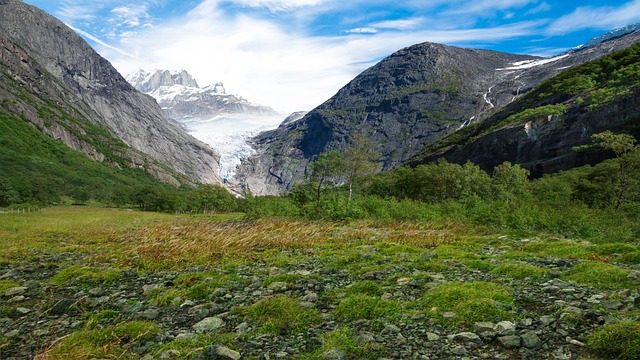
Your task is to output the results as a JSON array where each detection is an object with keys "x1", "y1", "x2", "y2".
[{"x1": 0, "y1": 208, "x2": 639, "y2": 359}]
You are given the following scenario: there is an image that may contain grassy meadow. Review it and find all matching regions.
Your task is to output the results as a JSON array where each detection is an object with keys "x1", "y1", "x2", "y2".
[{"x1": 0, "y1": 206, "x2": 638, "y2": 359}]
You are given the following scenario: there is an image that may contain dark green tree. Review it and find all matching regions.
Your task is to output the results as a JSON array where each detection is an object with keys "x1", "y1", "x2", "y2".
[{"x1": 342, "y1": 134, "x2": 380, "y2": 202}]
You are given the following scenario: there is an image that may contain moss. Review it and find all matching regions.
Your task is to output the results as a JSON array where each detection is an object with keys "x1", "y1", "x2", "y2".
[
  {"x1": 563, "y1": 261, "x2": 630, "y2": 290},
  {"x1": 333, "y1": 295, "x2": 399, "y2": 323},
  {"x1": 49, "y1": 265, "x2": 122, "y2": 286},
  {"x1": 241, "y1": 296, "x2": 322, "y2": 335},
  {"x1": 588, "y1": 322, "x2": 640, "y2": 360},
  {"x1": 45, "y1": 321, "x2": 161, "y2": 359},
  {"x1": 423, "y1": 281, "x2": 514, "y2": 327},
  {"x1": 491, "y1": 263, "x2": 548, "y2": 279}
]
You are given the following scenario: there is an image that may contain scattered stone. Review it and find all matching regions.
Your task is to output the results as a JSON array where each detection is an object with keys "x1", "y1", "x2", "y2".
[
  {"x1": 521, "y1": 332, "x2": 542, "y2": 349},
  {"x1": 142, "y1": 308, "x2": 160, "y2": 320},
  {"x1": 627, "y1": 271, "x2": 640, "y2": 283},
  {"x1": 442, "y1": 312, "x2": 456, "y2": 320},
  {"x1": 159, "y1": 349, "x2": 181, "y2": 359},
  {"x1": 4, "y1": 287, "x2": 27, "y2": 297},
  {"x1": 498, "y1": 335, "x2": 522, "y2": 349},
  {"x1": 323, "y1": 348, "x2": 347, "y2": 360},
  {"x1": 396, "y1": 277, "x2": 413, "y2": 286},
  {"x1": 451, "y1": 332, "x2": 481, "y2": 344},
  {"x1": 426, "y1": 332, "x2": 440, "y2": 341},
  {"x1": 495, "y1": 321, "x2": 516, "y2": 336},
  {"x1": 601, "y1": 300, "x2": 624, "y2": 311},
  {"x1": 193, "y1": 317, "x2": 225, "y2": 334},
  {"x1": 540, "y1": 316, "x2": 556, "y2": 327},
  {"x1": 213, "y1": 345, "x2": 241, "y2": 360},
  {"x1": 15, "y1": 307, "x2": 30, "y2": 315}
]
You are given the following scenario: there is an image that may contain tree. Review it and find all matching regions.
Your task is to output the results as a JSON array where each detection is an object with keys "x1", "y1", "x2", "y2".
[
  {"x1": 492, "y1": 162, "x2": 530, "y2": 205},
  {"x1": 590, "y1": 131, "x2": 639, "y2": 209},
  {"x1": 342, "y1": 134, "x2": 380, "y2": 202},
  {"x1": 308, "y1": 150, "x2": 344, "y2": 204}
]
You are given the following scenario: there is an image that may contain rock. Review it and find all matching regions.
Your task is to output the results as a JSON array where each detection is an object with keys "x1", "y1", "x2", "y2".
[
  {"x1": 4, "y1": 330, "x2": 20, "y2": 338},
  {"x1": 142, "y1": 284, "x2": 161, "y2": 295},
  {"x1": 442, "y1": 312, "x2": 456, "y2": 320},
  {"x1": 495, "y1": 321, "x2": 516, "y2": 336},
  {"x1": 521, "y1": 332, "x2": 542, "y2": 349},
  {"x1": 323, "y1": 348, "x2": 347, "y2": 360},
  {"x1": 426, "y1": 332, "x2": 440, "y2": 341},
  {"x1": 498, "y1": 335, "x2": 522, "y2": 349},
  {"x1": 540, "y1": 316, "x2": 556, "y2": 327},
  {"x1": 396, "y1": 277, "x2": 413, "y2": 286},
  {"x1": 212, "y1": 345, "x2": 241, "y2": 360},
  {"x1": 601, "y1": 300, "x2": 624, "y2": 311},
  {"x1": 142, "y1": 308, "x2": 160, "y2": 320},
  {"x1": 451, "y1": 332, "x2": 482, "y2": 343},
  {"x1": 627, "y1": 271, "x2": 640, "y2": 283},
  {"x1": 15, "y1": 307, "x2": 30, "y2": 315},
  {"x1": 302, "y1": 292, "x2": 318, "y2": 302},
  {"x1": 159, "y1": 350, "x2": 181, "y2": 359},
  {"x1": 382, "y1": 324, "x2": 401, "y2": 334},
  {"x1": 193, "y1": 317, "x2": 225, "y2": 334},
  {"x1": 3, "y1": 287, "x2": 27, "y2": 297}
]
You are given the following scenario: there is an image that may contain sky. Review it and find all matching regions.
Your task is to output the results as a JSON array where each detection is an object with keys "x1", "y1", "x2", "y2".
[{"x1": 22, "y1": 0, "x2": 640, "y2": 114}]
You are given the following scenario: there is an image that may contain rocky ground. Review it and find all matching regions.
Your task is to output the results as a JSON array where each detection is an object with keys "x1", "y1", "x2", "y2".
[{"x1": 1, "y1": 234, "x2": 639, "y2": 360}]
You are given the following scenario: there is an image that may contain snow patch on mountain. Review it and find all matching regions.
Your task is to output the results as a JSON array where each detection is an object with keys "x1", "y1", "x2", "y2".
[{"x1": 496, "y1": 54, "x2": 570, "y2": 71}]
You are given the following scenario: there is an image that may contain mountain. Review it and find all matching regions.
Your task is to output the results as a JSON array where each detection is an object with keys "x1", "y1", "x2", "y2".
[
  {"x1": 409, "y1": 42, "x2": 640, "y2": 177},
  {"x1": 127, "y1": 69, "x2": 279, "y2": 122},
  {"x1": 236, "y1": 30, "x2": 640, "y2": 195},
  {"x1": 0, "y1": 0, "x2": 221, "y2": 185}
]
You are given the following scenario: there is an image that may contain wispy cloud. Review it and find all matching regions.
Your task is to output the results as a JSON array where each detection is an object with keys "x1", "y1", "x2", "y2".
[
  {"x1": 547, "y1": 0, "x2": 640, "y2": 35},
  {"x1": 65, "y1": 23, "x2": 138, "y2": 58}
]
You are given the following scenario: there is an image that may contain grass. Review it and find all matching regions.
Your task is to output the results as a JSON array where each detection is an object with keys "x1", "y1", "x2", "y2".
[
  {"x1": 490, "y1": 263, "x2": 548, "y2": 279},
  {"x1": 588, "y1": 322, "x2": 640, "y2": 360},
  {"x1": 43, "y1": 321, "x2": 161, "y2": 360},
  {"x1": 423, "y1": 281, "x2": 514, "y2": 327},
  {"x1": 563, "y1": 261, "x2": 631, "y2": 290},
  {"x1": 1, "y1": 207, "x2": 637, "y2": 358},
  {"x1": 239, "y1": 296, "x2": 323, "y2": 335},
  {"x1": 49, "y1": 265, "x2": 122, "y2": 286},
  {"x1": 333, "y1": 295, "x2": 400, "y2": 323}
]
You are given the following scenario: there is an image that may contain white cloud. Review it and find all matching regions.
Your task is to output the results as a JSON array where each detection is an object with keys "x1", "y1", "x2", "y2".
[
  {"x1": 370, "y1": 17, "x2": 425, "y2": 31},
  {"x1": 98, "y1": 0, "x2": 542, "y2": 114},
  {"x1": 229, "y1": 0, "x2": 330, "y2": 12},
  {"x1": 111, "y1": 5, "x2": 152, "y2": 28},
  {"x1": 65, "y1": 23, "x2": 138, "y2": 58},
  {"x1": 546, "y1": 0, "x2": 640, "y2": 35}
]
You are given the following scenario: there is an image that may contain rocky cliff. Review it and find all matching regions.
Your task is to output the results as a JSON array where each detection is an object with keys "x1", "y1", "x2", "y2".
[
  {"x1": 236, "y1": 31, "x2": 640, "y2": 195},
  {"x1": 0, "y1": 0, "x2": 221, "y2": 184},
  {"x1": 409, "y1": 41, "x2": 640, "y2": 177},
  {"x1": 127, "y1": 69, "x2": 279, "y2": 122}
]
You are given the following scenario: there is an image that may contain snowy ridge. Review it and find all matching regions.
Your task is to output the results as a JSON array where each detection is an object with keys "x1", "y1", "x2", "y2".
[{"x1": 496, "y1": 54, "x2": 570, "y2": 71}]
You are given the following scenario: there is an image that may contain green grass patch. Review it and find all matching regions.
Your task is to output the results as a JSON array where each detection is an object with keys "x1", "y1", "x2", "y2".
[
  {"x1": 300, "y1": 328, "x2": 384, "y2": 360},
  {"x1": 423, "y1": 281, "x2": 514, "y2": 327},
  {"x1": 49, "y1": 265, "x2": 122, "y2": 286},
  {"x1": 240, "y1": 296, "x2": 322, "y2": 335},
  {"x1": 563, "y1": 261, "x2": 631, "y2": 290},
  {"x1": 85, "y1": 309, "x2": 121, "y2": 330},
  {"x1": 0, "y1": 279, "x2": 20, "y2": 293},
  {"x1": 346, "y1": 280, "x2": 384, "y2": 297},
  {"x1": 44, "y1": 321, "x2": 161, "y2": 359},
  {"x1": 491, "y1": 263, "x2": 548, "y2": 279},
  {"x1": 588, "y1": 322, "x2": 640, "y2": 360},
  {"x1": 333, "y1": 295, "x2": 399, "y2": 323}
]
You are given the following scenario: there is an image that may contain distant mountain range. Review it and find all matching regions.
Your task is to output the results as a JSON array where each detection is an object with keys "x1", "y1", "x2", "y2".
[
  {"x1": 127, "y1": 69, "x2": 279, "y2": 122},
  {"x1": 236, "y1": 28, "x2": 640, "y2": 195},
  {"x1": 2, "y1": 0, "x2": 640, "y2": 200}
]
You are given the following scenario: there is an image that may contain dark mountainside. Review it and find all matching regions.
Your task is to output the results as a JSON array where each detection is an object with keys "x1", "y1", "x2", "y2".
[
  {"x1": 0, "y1": 0, "x2": 221, "y2": 185},
  {"x1": 236, "y1": 31, "x2": 640, "y2": 195},
  {"x1": 410, "y1": 40, "x2": 640, "y2": 177}
]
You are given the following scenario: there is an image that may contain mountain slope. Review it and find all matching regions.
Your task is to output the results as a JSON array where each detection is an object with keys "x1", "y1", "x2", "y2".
[
  {"x1": 237, "y1": 31, "x2": 640, "y2": 195},
  {"x1": 0, "y1": 0, "x2": 221, "y2": 184},
  {"x1": 127, "y1": 69, "x2": 279, "y2": 121},
  {"x1": 409, "y1": 42, "x2": 640, "y2": 176}
]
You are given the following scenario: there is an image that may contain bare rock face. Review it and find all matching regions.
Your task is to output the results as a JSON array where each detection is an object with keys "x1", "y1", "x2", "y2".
[
  {"x1": 0, "y1": 0, "x2": 221, "y2": 184},
  {"x1": 237, "y1": 31, "x2": 640, "y2": 195}
]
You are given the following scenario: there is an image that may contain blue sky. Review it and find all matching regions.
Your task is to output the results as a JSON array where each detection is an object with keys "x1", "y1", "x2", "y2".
[{"x1": 23, "y1": 0, "x2": 640, "y2": 113}]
